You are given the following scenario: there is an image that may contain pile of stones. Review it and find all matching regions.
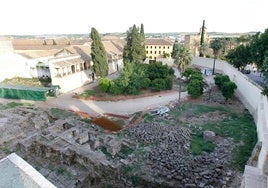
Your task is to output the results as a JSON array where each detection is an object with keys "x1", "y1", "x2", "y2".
[{"x1": 128, "y1": 122, "x2": 236, "y2": 187}]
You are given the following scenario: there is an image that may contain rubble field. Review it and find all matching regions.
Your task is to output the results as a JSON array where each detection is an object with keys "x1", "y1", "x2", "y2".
[{"x1": 0, "y1": 88, "x2": 256, "y2": 188}]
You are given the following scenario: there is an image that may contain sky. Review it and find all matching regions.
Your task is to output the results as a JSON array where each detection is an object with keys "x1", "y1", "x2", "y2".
[{"x1": 0, "y1": 0, "x2": 267, "y2": 35}]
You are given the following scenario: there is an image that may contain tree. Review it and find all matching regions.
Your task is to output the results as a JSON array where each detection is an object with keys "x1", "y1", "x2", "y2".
[
  {"x1": 173, "y1": 43, "x2": 192, "y2": 72},
  {"x1": 90, "y1": 27, "x2": 109, "y2": 78},
  {"x1": 123, "y1": 24, "x2": 146, "y2": 64},
  {"x1": 140, "y1": 23, "x2": 145, "y2": 41},
  {"x1": 261, "y1": 55, "x2": 268, "y2": 95},
  {"x1": 171, "y1": 40, "x2": 179, "y2": 59},
  {"x1": 210, "y1": 39, "x2": 223, "y2": 74},
  {"x1": 200, "y1": 43, "x2": 209, "y2": 58},
  {"x1": 226, "y1": 44, "x2": 250, "y2": 70},
  {"x1": 222, "y1": 81, "x2": 237, "y2": 101},
  {"x1": 249, "y1": 29, "x2": 268, "y2": 69},
  {"x1": 199, "y1": 20, "x2": 206, "y2": 57}
]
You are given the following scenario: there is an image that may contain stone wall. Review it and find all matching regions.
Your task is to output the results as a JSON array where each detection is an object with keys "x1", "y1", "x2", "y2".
[{"x1": 192, "y1": 57, "x2": 268, "y2": 187}]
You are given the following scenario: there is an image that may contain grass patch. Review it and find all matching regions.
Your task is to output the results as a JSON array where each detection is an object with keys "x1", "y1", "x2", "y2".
[
  {"x1": 171, "y1": 102, "x2": 227, "y2": 117},
  {"x1": 190, "y1": 133, "x2": 215, "y2": 155},
  {"x1": 79, "y1": 89, "x2": 102, "y2": 98},
  {"x1": 49, "y1": 108, "x2": 76, "y2": 119},
  {"x1": 0, "y1": 102, "x2": 32, "y2": 110},
  {"x1": 1, "y1": 77, "x2": 51, "y2": 87},
  {"x1": 188, "y1": 108, "x2": 257, "y2": 171}
]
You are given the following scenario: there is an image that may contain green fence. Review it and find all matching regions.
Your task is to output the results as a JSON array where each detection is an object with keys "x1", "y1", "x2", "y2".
[{"x1": 0, "y1": 85, "x2": 59, "y2": 101}]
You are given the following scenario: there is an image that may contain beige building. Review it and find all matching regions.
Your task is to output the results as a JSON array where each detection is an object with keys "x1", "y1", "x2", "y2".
[
  {"x1": 145, "y1": 38, "x2": 173, "y2": 60},
  {"x1": 184, "y1": 26, "x2": 210, "y2": 57}
]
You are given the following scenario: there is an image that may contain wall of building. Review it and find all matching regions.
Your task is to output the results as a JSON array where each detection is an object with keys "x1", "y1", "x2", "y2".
[
  {"x1": 145, "y1": 44, "x2": 173, "y2": 60},
  {"x1": 192, "y1": 57, "x2": 268, "y2": 187},
  {"x1": 108, "y1": 59, "x2": 124, "y2": 74},
  {"x1": 51, "y1": 70, "x2": 92, "y2": 93}
]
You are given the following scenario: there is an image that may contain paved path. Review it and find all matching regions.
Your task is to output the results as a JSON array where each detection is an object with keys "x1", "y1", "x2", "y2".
[{"x1": 43, "y1": 88, "x2": 187, "y2": 116}]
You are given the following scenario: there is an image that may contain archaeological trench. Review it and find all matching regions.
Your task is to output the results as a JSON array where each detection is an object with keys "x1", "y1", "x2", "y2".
[{"x1": 0, "y1": 89, "x2": 255, "y2": 188}]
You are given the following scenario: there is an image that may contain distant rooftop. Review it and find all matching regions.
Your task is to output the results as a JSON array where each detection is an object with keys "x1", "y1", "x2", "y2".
[
  {"x1": 145, "y1": 38, "x2": 173, "y2": 46},
  {"x1": 0, "y1": 153, "x2": 56, "y2": 188}
]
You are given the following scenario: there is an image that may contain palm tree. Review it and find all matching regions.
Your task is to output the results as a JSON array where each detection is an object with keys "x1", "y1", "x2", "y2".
[
  {"x1": 210, "y1": 39, "x2": 223, "y2": 74},
  {"x1": 173, "y1": 44, "x2": 192, "y2": 102},
  {"x1": 173, "y1": 44, "x2": 192, "y2": 72}
]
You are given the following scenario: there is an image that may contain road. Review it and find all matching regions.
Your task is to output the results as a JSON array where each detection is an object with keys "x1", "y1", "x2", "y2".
[
  {"x1": 245, "y1": 71, "x2": 265, "y2": 87},
  {"x1": 43, "y1": 83, "x2": 187, "y2": 116}
]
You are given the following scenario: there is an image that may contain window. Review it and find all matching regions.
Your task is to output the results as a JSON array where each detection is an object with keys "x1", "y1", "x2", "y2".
[
  {"x1": 159, "y1": 51, "x2": 161, "y2": 54},
  {"x1": 146, "y1": 46, "x2": 148, "y2": 49},
  {"x1": 167, "y1": 46, "x2": 170, "y2": 49},
  {"x1": 146, "y1": 50, "x2": 148, "y2": 54},
  {"x1": 150, "y1": 46, "x2": 152, "y2": 49},
  {"x1": 163, "y1": 46, "x2": 165, "y2": 49},
  {"x1": 71, "y1": 65, "x2": 75, "y2": 73},
  {"x1": 155, "y1": 46, "x2": 157, "y2": 49},
  {"x1": 159, "y1": 46, "x2": 161, "y2": 49},
  {"x1": 154, "y1": 51, "x2": 157, "y2": 54},
  {"x1": 150, "y1": 51, "x2": 152, "y2": 54}
]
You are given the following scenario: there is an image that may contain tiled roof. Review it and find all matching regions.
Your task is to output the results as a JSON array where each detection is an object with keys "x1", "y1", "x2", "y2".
[
  {"x1": 12, "y1": 39, "x2": 91, "y2": 50},
  {"x1": 17, "y1": 49, "x2": 59, "y2": 59},
  {"x1": 12, "y1": 38, "x2": 125, "y2": 61},
  {"x1": 52, "y1": 58, "x2": 84, "y2": 68},
  {"x1": 145, "y1": 38, "x2": 173, "y2": 46}
]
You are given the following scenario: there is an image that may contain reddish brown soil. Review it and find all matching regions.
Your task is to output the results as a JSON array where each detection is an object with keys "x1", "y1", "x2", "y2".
[{"x1": 92, "y1": 116, "x2": 122, "y2": 131}]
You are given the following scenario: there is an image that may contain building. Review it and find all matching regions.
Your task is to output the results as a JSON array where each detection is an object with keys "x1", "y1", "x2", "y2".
[
  {"x1": 7, "y1": 37, "x2": 125, "y2": 94},
  {"x1": 145, "y1": 38, "x2": 173, "y2": 61},
  {"x1": 184, "y1": 24, "x2": 210, "y2": 56}
]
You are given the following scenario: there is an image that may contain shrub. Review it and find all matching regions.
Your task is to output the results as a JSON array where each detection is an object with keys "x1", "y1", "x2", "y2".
[
  {"x1": 187, "y1": 79, "x2": 204, "y2": 98},
  {"x1": 214, "y1": 74, "x2": 230, "y2": 90},
  {"x1": 98, "y1": 77, "x2": 111, "y2": 92},
  {"x1": 151, "y1": 78, "x2": 166, "y2": 92},
  {"x1": 222, "y1": 81, "x2": 237, "y2": 101},
  {"x1": 139, "y1": 77, "x2": 151, "y2": 89},
  {"x1": 109, "y1": 81, "x2": 123, "y2": 95},
  {"x1": 165, "y1": 76, "x2": 173, "y2": 90}
]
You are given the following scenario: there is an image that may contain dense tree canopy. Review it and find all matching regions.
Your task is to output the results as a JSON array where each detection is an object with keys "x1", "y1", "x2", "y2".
[
  {"x1": 249, "y1": 29, "x2": 268, "y2": 68},
  {"x1": 225, "y1": 29, "x2": 268, "y2": 95},
  {"x1": 225, "y1": 45, "x2": 251, "y2": 70},
  {"x1": 123, "y1": 24, "x2": 146, "y2": 64},
  {"x1": 102, "y1": 62, "x2": 174, "y2": 95},
  {"x1": 90, "y1": 27, "x2": 108, "y2": 77}
]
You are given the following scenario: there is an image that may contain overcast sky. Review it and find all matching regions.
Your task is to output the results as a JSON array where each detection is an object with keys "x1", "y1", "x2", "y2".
[{"x1": 0, "y1": 0, "x2": 267, "y2": 35}]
